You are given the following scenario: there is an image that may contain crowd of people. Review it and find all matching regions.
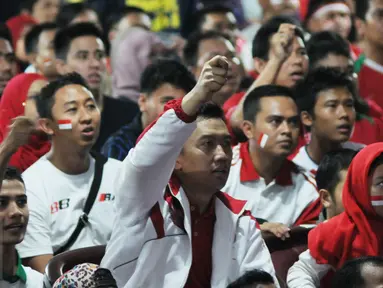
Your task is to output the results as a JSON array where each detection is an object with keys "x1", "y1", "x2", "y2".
[{"x1": 1, "y1": 0, "x2": 383, "y2": 287}]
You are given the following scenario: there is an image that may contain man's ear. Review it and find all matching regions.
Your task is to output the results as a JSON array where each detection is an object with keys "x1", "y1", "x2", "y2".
[
  {"x1": 38, "y1": 118, "x2": 55, "y2": 136},
  {"x1": 253, "y1": 57, "x2": 266, "y2": 74},
  {"x1": 301, "y1": 111, "x2": 313, "y2": 128},
  {"x1": 354, "y1": 18, "x2": 366, "y2": 41},
  {"x1": 55, "y1": 59, "x2": 70, "y2": 75},
  {"x1": 241, "y1": 120, "x2": 254, "y2": 140},
  {"x1": 319, "y1": 189, "x2": 333, "y2": 209},
  {"x1": 138, "y1": 94, "x2": 147, "y2": 113}
]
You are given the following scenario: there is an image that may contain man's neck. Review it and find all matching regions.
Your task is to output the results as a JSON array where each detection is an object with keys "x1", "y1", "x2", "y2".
[
  {"x1": 180, "y1": 177, "x2": 216, "y2": 214},
  {"x1": 362, "y1": 41, "x2": 383, "y2": 65},
  {"x1": 249, "y1": 143, "x2": 285, "y2": 185},
  {"x1": 0, "y1": 244, "x2": 17, "y2": 278},
  {"x1": 140, "y1": 113, "x2": 150, "y2": 130},
  {"x1": 307, "y1": 134, "x2": 343, "y2": 165},
  {"x1": 47, "y1": 144, "x2": 91, "y2": 175}
]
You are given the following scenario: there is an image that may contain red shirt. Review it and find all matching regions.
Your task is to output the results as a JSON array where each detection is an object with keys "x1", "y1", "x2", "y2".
[
  {"x1": 358, "y1": 58, "x2": 383, "y2": 110},
  {"x1": 184, "y1": 201, "x2": 216, "y2": 288}
]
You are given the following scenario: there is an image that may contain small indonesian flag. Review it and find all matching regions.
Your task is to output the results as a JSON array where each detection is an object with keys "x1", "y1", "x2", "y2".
[
  {"x1": 371, "y1": 195, "x2": 383, "y2": 206},
  {"x1": 58, "y1": 119, "x2": 72, "y2": 130},
  {"x1": 257, "y1": 133, "x2": 269, "y2": 148}
]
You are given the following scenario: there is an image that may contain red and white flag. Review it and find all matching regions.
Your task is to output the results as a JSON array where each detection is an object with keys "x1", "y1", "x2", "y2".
[
  {"x1": 371, "y1": 195, "x2": 383, "y2": 206},
  {"x1": 257, "y1": 133, "x2": 269, "y2": 148},
  {"x1": 58, "y1": 119, "x2": 72, "y2": 130}
]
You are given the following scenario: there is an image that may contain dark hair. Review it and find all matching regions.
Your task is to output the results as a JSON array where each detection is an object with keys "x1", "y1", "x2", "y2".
[
  {"x1": 54, "y1": 22, "x2": 105, "y2": 61},
  {"x1": 355, "y1": 0, "x2": 370, "y2": 21},
  {"x1": 36, "y1": 73, "x2": 90, "y2": 119},
  {"x1": 307, "y1": 31, "x2": 351, "y2": 68},
  {"x1": 3, "y1": 167, "x2": 24, "y2": 186},
  {"x1": 252, "y1": 15, "x2": 304, "y2": 60},
  {"x1": 19, "y1": 0, "x2": 38, "y2": 12},
  {"x1": 316, "y1": 149, "x2": 358, "y2": 197},
  {"x1": 332, "y1": 256, "x2": 383, "y2": 288},
  {"x1": 296, "y1": 67, "x2": 356, "y2": 115},
  {"x1": 183, "y1": 30, "x2": 232, "y2": 67},
  {"x1": 243, "y1": 85, "x2": 295, "y2": 122},
  {"x1": 305, "y1": 0, "x2": 348, "y2": 23},
  {"x1": 105, "y1": 6, "x2": 151, "y2": 35},
  {"x1": 196, "y1": 101, "x2": 226, "y2": 122},
  {"x1": 25, "y1": 22, "x2": 57, "y2": 55},
  {"x1": 369, "y1": 153, "x2": 383, "y2": 176},
  {"x1": 195, "y1": 4, "x2": 234, "y2": 31},
  {"x1": 0, "y1": 24, "x2": 13, "y2": 45},
  {"x1": 227, "y1": 269, "x2": 275, "y2": 288},
  {"x1": 56, "y1": 3, "x2": 97, "y2": 27},
  {"x1": 140, "y1": 59, "x2": 196, "y2": 95}
]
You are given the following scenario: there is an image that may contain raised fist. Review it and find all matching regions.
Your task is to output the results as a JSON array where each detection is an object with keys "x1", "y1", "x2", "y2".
[
  {"x1": 270, "y1": 23, "x2": 297, "y2": 62},
  {"x1": 195, "y1": 55, "x2": 229, "y2": 100},
  {"x1": 4, "y1": 116, "x2": 37, "y2": 151}
]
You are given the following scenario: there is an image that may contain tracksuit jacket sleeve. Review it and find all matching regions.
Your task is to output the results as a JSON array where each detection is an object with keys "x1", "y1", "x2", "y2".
[{"x1": 115, "y1": 99, "x2": 197, "y2": 225}]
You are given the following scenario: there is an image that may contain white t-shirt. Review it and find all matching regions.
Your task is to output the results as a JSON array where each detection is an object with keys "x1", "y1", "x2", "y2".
[
  {"x1": 17, "y1": 155, "x2": 122, "y2": 258},
  {"x1": 0, "y1": 262, "x2": 43, "y2": 288}
]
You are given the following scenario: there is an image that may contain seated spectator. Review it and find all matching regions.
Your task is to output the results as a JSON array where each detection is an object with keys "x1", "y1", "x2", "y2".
[
  {"x1": 316, "y1": 149, "x2": 358, "y2": 220},
  {"x1": 56, "y1": 2, "x2": 101, "y2": 30},
  {"x1": 183, "y1": 30, "x2": 243, "y2": 107},
  {"x1": 24, "y1": 22, "x2": 58, "y2": 80},
  {"x1": 331, "y1": 256, "x2": 383, "y2": 288},
  {"x1": 227, "y1": 269, "x2": 277, "y2": 288},
  {"x1": 307, "y1": 31, "x2": 383, "y2": 145},
  {"x1": 101, "y1": 56, "x2": 277, "y2": 287},
  {"x1": 0, "y1": 73, "x2": 49, "y2": 171},
  {"x1": 0, "y1": 117, "x2": 47, "y2": 288},
  {"x1": 223, "y1": 85, "x2": 319, "y2": 237},
  {"x1": 354, "y1": 1, "x2": 383, "y2": 110},
  {"x1": 225, "y1": 16, "x2": 308, "y2": 142},
  {"x1": 53, "y1": 23, "x2": 139, "y2": 151},
  {"x1": 287, "y1": 143, "x2": 383, "y2": 287},
  {"x1": 292, "y1": 68, "x2": 363, "y2": 176},
  {"x1": 16, "y1": 73, "x2": 122, "y2": 273},
  {"x1": 102, "y1": 59, "x2": 196, "y2": 161},
  {"x1": 0, "y1": 25, "x2": 19, "y2": 97}
]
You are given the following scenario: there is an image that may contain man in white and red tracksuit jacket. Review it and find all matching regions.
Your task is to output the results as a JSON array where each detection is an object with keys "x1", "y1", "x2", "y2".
[{"x1": 100, "y1": 56, "x2": 277, "y2": 288}]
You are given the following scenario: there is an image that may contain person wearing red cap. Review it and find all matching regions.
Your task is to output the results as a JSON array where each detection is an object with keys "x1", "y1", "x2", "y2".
[{"x1": 288, "y1": 143, "x2": 383, "y2": 287}]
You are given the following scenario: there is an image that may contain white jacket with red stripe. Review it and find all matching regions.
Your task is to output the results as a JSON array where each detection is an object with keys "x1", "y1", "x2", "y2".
[{"x1": 100, "y1": 100, "x2": 277, "y2": 288}]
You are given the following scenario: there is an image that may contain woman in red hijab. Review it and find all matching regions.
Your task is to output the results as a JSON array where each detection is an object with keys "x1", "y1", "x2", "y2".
[
  {"x1": 287, "y1": 143, "x2": 383, "y2": 287},
  {"x1": 0, "y1": 73, "x2": 51, "y2": 171}
]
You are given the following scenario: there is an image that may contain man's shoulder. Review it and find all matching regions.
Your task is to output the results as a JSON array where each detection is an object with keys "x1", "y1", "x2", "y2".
[
  {"x1": 104, "y1": 157, "x2": 123, "y2": 170},
  {"x1": 24, "y1": 265, "x2": 44, "y2": 288},
  {"x1": 22, "y1": 156, "x2": 48, "y2": 179}
]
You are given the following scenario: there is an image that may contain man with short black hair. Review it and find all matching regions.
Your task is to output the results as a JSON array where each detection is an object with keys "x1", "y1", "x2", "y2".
[
  {"x1": 17, "y1": 73, "x2": 122, "y2": 273},
  {"x1": 316, "y1": 149, "x2": 358, "y2": 220},
  {"x1": 223, "y1": 85, "x2": 320, "y2": 238},
  {"x1": 20, "y1": 0, "x2": 60, "y2": 23},
  {"x1": 228, "y1": 269, "x2": 277, "y2": 288},
  {"x1": 183, "y1": 30, "x2": 242, "y2": 107},
  {"x1": 53, "y1": 22, "x2": 139, "y2": 150},
  {"x1": 102, "y1": 59, "x2": 196, "y2": 160},
  {"x1": 332, "y1": 256, "x2": 383, "y2": 288},
  {"x1": 24, "y1": 22, "x2": 58, "y2": 80},
  {"x1": 0, "y1": 25, "x2": 18, "y2": 97},
  {"x1": 292, "y1": 68, "x2": 363, "y2": 176}
]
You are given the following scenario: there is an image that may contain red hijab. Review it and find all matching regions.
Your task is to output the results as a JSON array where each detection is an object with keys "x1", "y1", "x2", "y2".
[
  {"x1": 309, "y1": 143, "x2": 383, "y2": 269},
  {"x1": 0, "y1": 73, "x2": 51, "y2": 172},
  {"x1": 6, "y1": 14, "x2": 37, "y2": 49}
]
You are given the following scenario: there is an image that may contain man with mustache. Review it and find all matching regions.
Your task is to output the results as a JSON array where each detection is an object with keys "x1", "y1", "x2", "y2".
[
  {"x1": 0, "y1": 25, "x2": 18, "y2": 98},
  {"x1": 0, "y1": 117, "x2": 44, "y2": 287}
]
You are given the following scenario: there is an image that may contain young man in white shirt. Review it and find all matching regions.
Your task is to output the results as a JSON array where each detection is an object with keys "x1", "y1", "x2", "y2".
[
  {"x1": 0, "y1": 117, "x2": 45, "y2": 288},
  {"x1": 17, "y1": 73, "x2": 122, "y2": 273},
  {"x1": 100, "y1": 56, "x2": 277, "y2": 288},
  {"x1": 222, "y1": 85, "x2": 320, "y2": 239},
  {"x1": 292, "y1": 68, "x2": 363, "y2": 177}
]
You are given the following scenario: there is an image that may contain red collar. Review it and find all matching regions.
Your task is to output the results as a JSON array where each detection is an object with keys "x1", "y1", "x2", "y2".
[{"x1": 239, "y1": 142, "x2": 296, "y2": 186}]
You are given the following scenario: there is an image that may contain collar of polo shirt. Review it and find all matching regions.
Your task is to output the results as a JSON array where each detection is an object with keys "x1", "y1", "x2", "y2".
[{"x1": 2, "y1": 251, "x2": 27, "y2": 283}]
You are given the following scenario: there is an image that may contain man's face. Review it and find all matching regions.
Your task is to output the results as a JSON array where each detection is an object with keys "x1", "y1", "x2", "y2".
[
  {"x1": 265, "y1": 36, "x2": 309, "y2": 89},
  {"x1": 32, "y1": 0, "x2": 60, "y2": 23},
  {"x1": 243, "y1": 96, "x2": 300, "y2": 157},
  {"x1": 47, "y1": 84, "x2": 101, "y2": 149},
  {"x1": 361, "y1": 263, "x2": 383, "y2": 288},
  {"x1": 200, "y1": 12, "x2": 238, "y2": 41},
  {"x1": 369, "y1": 163, "x2": 383, "y2": 218},
  {"x1": 138, "y1": 83, "x2": 186, "y2": 128},
  {"x1": 176, "y1": 118, "x2": 232, "y2": 191},
  {"x1": 194, "y1": 37, "x2": 242, "y2": 107},
  {"x1": 35, "y1": 29, "x2": 58, "y2": 79},
  {"x1": 0, "y1": 38, "x2": 18, "y2": 96},
  {"x1": 307, "y1": 4, "x2": 352, "y2": 39},
  {"x1": 322, "y1": 169, "x2": 347, "y2": 219},
  {"x1": 363, "y1": 0, "x2": 383, "y2": 48},
  {"x1": 71, "y1": 10, "x2": 102, "y2": 30},
  {"x1": 58, "y1": 36, "x2": 106, "y2": 95},
  {"x1": 313, "y1": 53, "x2": 354, "y2": 75},
  {"x1": 0, "y1": 180, "x2": 28, "y2": 245},
  {"x1": 306, "y1": 87, "x2": 355, "y2": 144}
]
